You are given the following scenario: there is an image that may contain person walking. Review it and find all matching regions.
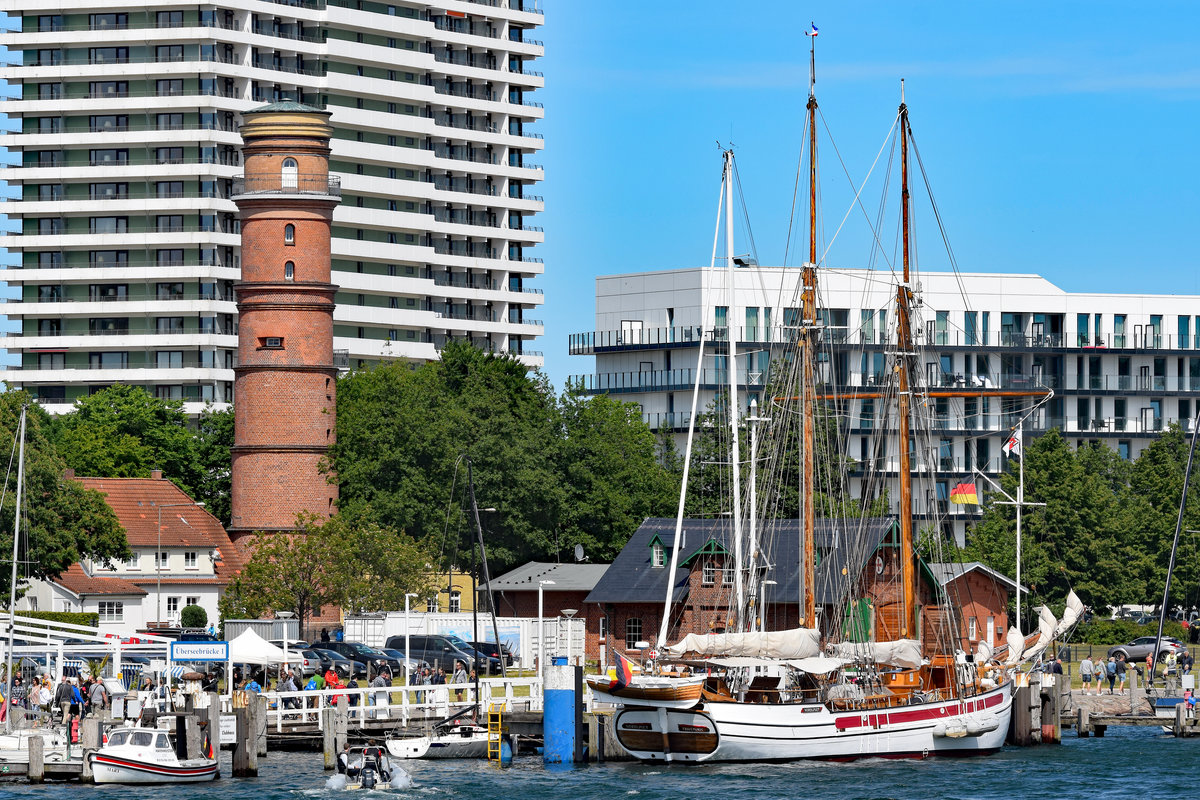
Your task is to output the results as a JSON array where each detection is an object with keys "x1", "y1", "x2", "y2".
[
  {"x1": 53, "y1": 676, "x2": 73, "y2": 723},
  {"x1": 1106, "y1": 656, "x2": 1117, "y2": 694},
  {"x1": 1145, "y1": 652, "x2": 1154, "y2": 687},
  {"x1": 1080, "y1": 655, "x2": 1094, "y2": 695},
  {"x1": 1115, "y1": 653, "x2": 1128, "y2": 694},
  {"x1": 88, "y1": 676, "x2": 107, "y2": 717}
]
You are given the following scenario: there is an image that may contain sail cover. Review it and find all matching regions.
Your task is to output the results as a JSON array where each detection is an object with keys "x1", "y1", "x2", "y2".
[
  {"x1": 1053, "y1": 591, "x2": 1085, "y2": 639},
  {"x1": 665, "y1": 628, "x2": 820, "y2": 659},
  {"x1": 1003, "y1": 626, "x2": 1025, "y2": 667},
  {"x1": 975, "y1": 639, "x2": 994, "y2": 664},
  {"x1": 1022, "y1": 605, "x2": 1058, "y2": 662},
  {"x1": 830, "y1": 639, "x2": 923, "y2": 669}
]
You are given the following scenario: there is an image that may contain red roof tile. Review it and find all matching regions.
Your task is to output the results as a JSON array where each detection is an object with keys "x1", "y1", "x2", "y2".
[
  {"x1": 53, "y1": 564, "x2": 146, "y2": 597},
  {"x1": 76, "y1": 477, "x2": 245, "y2": 580}
]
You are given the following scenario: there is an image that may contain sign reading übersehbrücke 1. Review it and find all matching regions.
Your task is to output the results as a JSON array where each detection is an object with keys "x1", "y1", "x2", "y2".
[{"x1": 170, "y1": 641, "x2": 229, "y2": 662}]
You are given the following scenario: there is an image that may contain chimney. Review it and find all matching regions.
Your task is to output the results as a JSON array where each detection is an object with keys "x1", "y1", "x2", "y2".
[
  {"x1": 151, "y1": 469, "x2": 163, "y2": 480},
  {"x1": 63, "y1": 468, "x2": 75, "y2": 480}
]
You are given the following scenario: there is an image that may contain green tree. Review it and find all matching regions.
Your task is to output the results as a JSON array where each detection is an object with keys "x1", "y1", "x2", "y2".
[
  {"x1": 222, "y1": 513, "x2": 341, "y2": 632},
  {"x1": 325, "y1": 512, "x2": 435, "y2": 613},
  {"x1": 53, "y1": 385, "x2": 201, "y2": 494},
  {"x1": 0, "y1": 391, "x2": 129, "y2": 601},
  {"x1": 557, "y1": 387, "x2": 677, "y2": 561},
  {"x1": 195, "y1": 405, "x2": 234, "y2": 526},
  {"x1": 180, "y1": 604, "x2": 208, "y2": 629}
]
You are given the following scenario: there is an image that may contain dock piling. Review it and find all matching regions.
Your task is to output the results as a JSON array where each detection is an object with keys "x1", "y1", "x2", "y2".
[
  {"x1": 233, "y1": 706, "x2": 258, "y2": 777},
  {"x1": 1076, "y1": 708, "x2": 1090, "y2": 737},
  {"x1": 322, "y1": 708, "x2": 336, "y2": 770},
  {"x1": 28, "y1": 732, "x2": 44, "y2": 783},
  {"x1": 80, "y1": 718, "x2": 101, "y2": 783},
  {"x1": 186, "y1": 714, "x2": 203, "y2": 759},
  {"x1": 255, "y1": 695, "x2": 268, "y2": 757}
]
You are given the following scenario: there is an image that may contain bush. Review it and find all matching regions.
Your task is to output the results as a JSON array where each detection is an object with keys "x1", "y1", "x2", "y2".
[
  {"x1": 1075, "y1": 618, "x2": 1187, "y2": 646},
  {"x1": 180, "y1": 604, "x2": 208, "y2": 629},
  {"x1": 16, "y1": 611, "x2": 99, "y2": 629}
]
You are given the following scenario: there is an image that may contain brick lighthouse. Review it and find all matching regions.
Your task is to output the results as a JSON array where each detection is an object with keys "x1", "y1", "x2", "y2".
[{"x1": 228, "y1": 102, "x2": 340, "y2": 542}]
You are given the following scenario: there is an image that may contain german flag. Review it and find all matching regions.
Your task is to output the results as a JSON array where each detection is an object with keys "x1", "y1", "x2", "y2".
[
  {"x1": 949, "y1": 482, "x2": 979, "y2": 505},
  {"x1": 608, "y1": 650, "x2": 634, "y2": 690}
]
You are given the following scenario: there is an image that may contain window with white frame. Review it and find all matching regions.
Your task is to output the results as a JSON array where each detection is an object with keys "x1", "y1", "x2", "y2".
[
  {"x1": 968, "y1": 616, "x2": 978, "y2": 640},
  {"x1": 98, "y1": 601, "x2": 123, "y2": 622},
  {"x1": 186, "y1": 595, "x2": 200, "y2": 607},
  {"x1": 155, "y1": 551, "x2": 168, "y2": 569},
  {"x1": 702, "y1": 561, "x2": 715, "y2": 586},
  {"x1": 449, "y1": 591, "x2": 461, "y2": 612},
  {"x1": 426, "y1": 597, "x2": 438, "y2": 613},
  {"x1": 625, "y1": 617, "x2": 642, "y2": 649},
  {"x1": 166, "y1": 596, "x2": 180, "y2": 616},
  {"x1": 184, "y1": 551, "x2": 197, "y2": 569},
  {"x1": 651, "y1": 541, "x2": 665, "y2": 568}
]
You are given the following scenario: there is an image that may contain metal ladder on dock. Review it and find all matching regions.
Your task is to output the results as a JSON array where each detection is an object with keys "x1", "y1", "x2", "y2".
[{"x1": 487, "y1": 702, "x2": 505, "y2": 763}]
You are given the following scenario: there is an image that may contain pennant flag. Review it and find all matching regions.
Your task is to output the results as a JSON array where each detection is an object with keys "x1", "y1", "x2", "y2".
[
  {"x1": 609, "y1": 650, "x2": 634, "y2": 690},
  {"x1": 1003, "y1": 428, "x2": 1023, "y2": 459},
  {"x1": 806, "y1": 23, "x2": 819, "y2": 37},
  {"x1": 950, "y1": 482, "x2": 979, "y2": 505}
]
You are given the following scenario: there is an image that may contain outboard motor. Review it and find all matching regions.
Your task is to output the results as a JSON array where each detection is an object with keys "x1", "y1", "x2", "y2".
[{"x1": 360, "y1": 764, "x2": 377, "y2": 789}]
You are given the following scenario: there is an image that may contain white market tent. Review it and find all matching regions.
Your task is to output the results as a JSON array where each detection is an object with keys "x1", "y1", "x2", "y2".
[{"x1": 227, "y1": 629, "x2": 288, "y2": 665}]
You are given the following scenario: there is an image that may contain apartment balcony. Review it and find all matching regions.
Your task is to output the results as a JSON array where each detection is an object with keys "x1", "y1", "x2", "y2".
[
  {"x1": 232, "y1": 174, "x2": 341, "y2": 198},
  {"x1": 568, "y1": 368, "x2": 768, "y2": 394}
]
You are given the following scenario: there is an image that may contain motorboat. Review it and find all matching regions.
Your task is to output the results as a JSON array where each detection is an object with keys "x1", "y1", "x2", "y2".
[
  {"x1": 87, "y1": 726, "x2": 217, "y2": 784},
  {"x1": 330, "y1": 746, "x2": 411, "y2": 790}
]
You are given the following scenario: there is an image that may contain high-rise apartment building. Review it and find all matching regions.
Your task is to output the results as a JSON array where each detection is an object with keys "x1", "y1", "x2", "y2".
[
  {"x1": 570, "y1": 267, "x2": 1200, "y2": 543},
  {"x1": 0, "y1": 0, "x2": 545, "y2": 414}
]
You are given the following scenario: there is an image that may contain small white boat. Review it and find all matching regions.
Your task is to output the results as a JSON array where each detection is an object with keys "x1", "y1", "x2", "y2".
[
  {"x1": 388, "y1": 721, "x2": 490, "y2": 759},
  {"x1": 0, "y1": 729, "x2": 70, "y2": 764},
  {"x1": 332, "y1": 747, "x2": 411, "y2": 790},
  {"x1": 87, "y1": 726, "x2": 217, "y2": 784}
]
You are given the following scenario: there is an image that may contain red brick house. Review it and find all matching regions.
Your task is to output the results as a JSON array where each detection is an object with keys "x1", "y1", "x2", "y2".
[
  {"x1": 927, "y1": 562, "x2": 1021, "y2": 653},
  {"x1": 584, "y1": 518, "x2": 1018, "y2": 662}
]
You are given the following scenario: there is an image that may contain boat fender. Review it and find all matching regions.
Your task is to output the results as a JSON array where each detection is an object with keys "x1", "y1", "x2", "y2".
[
  {"x1": 965, "y1": 720, "x2": 982, "y2": 736},
  {"x1": 933, "y1": 721, "x2": 947, "y2": 737}
]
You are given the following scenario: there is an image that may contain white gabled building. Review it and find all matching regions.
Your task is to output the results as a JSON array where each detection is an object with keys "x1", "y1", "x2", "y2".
[
  {"x1": 569, "y1": 267, "x2": 1200, "y2": 543},
  {"x1": 0, "y1": 0, "x2": 545, "y2": 414},
  {"x1": 18, "y1": 470, "x2": 242, "y2": 632}
]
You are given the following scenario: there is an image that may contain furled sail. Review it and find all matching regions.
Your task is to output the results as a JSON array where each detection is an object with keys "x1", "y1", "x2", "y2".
[
  {"x1": 1021, "y1": 605, "x2": 1058, "y2": 662},
  {"x1": 976, "y1": 639, "x2": 994, "y2": 664},
  {"x1": 665, "y1": 628, "x2": 820, "y2": 659},
  {"x1": 1052, "y1": 591, "x2": 1085, "y2": 639},
  {"x1": 1003, "y1": 626, "x2": 1025, "y2": 667},
  {"x1": 830, "y1": 639, "x2": 923, "y2": 669}
]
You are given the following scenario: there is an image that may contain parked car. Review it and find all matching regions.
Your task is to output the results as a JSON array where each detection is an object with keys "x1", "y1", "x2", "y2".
[
  {"x1": 470, "y1": 641, "x2": 515, "y2": 668},
  {"x1": 383, "y1": 634, "x2": 486, "y2": 673},
  {"x1": 309, "y1": 647, "x2": 363, "y2": 679},
  {"x1": 443, "y1": 635, "x2": 502, "y2": 674},
  {"x1": 321, "y1": 641, "x2": 403, "y2": 679},
  {"x1": 1107, "y1": 636, "x2": 1188, "y2": 662},
  {"x1": 379, "y1": 648, "x2": 429, "y2": 676},
  {"x1": 296, "y1": 649, "x2": 324, "y2": 677}
]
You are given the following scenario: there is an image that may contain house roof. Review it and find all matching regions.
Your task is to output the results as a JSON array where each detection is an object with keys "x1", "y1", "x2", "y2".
[
  {"x1": 52, "y1": 564, "x2": 147, "y2": 598},
  {"x1": 927, "y1": 561, "x2": 1026, "y2": 594},
  {"x1": 483, "y1": 562, "x2": 610, "y2": 593},
  {"x1": 76, "y1": 476, "x2": 244, "y2": 581},
  {"x1": 584, "y1": 517, "x2": 900, "y2": 606},
  {"x1": 245, "y1": 100, "x2": 328, "y2": 115}
]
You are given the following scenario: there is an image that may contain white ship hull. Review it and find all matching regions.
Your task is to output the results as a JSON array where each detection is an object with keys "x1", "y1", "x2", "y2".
[{"x1": 613, "y1": 681, "x2": 1012, "y2": 762}]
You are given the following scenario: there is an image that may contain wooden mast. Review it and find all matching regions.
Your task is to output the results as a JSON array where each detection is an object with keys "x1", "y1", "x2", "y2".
[
  {"x1": 896, "y1": 93, "x2": 917, "y2": 640},
  {"x1": 800, "y1": 33, "x2": 818, "y2": 629}
]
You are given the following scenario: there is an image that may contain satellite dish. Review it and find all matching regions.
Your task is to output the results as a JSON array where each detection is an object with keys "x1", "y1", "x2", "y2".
[{"x1": 574, "y1": 544, "x2": 585, "y2": 562}]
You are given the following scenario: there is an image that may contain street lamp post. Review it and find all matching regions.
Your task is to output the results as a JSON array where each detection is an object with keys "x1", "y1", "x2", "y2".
[
  {"x1": 156, "y1": 501, "x2": 203, "y2": 626},
  {"x1": 404, "y1": 592, "x2": 418, "y2": 681},
  {"x1": 538, "y1": 580, "x2": 556, "y2": 681}
]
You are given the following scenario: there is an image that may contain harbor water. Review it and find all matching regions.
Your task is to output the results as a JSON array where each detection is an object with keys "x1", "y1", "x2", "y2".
[{"x1": 0, "y1": 726, "x2": 1179, "y2": 800}]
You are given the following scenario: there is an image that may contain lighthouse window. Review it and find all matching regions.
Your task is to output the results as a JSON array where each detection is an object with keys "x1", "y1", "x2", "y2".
[
  {"x1": 284, "y1": 261, "x2": 294, "y2": 280},
  {"x1": 282, "y1": 157, "x2": 298, "y2": 189},
  {"x1": 261, "y1": 337, "x2": 284, "y2": 349},
  {"x1": 284, "y1": 224, "x2": 295, "y2": 245}
]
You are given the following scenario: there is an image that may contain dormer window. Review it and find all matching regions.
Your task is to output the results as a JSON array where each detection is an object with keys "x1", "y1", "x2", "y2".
[
  {"x1": 260, "y1": 336, "x2": 284, "y2": 349},
  {"x1": 651, "y1": 541, "x2": 665, "y2": 568}
]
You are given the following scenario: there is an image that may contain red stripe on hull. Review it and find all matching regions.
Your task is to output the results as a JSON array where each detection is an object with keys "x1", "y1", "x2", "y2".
[{"x1": 91, "y1": 754, "x2": 217, "y2": 777}]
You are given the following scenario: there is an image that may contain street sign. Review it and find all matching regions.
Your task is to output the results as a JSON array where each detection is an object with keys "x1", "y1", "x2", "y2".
[{"x1": 169, "y1": 641, "x2": 229, "y2": 662}]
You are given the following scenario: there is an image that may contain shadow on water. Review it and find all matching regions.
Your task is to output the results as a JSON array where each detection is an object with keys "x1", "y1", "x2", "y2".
[{"x1": 0, "y1": 727, "x2": 1184, "y2": 800}]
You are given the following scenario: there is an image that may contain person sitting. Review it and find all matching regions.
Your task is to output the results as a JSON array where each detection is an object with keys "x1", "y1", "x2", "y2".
[{"x1": 363, "y1": 739, "x2": 390, "y2": 782}]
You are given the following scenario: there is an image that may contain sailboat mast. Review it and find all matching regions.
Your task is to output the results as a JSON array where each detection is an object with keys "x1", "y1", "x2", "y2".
[
  {"x1": 799, "y1": 38, "x2": 818, "y2": 628},
  {"x1": 4, "y1": 406, "x2": 27, "y2": 735},
  {"x1": 723, "y1": 149, "x2": 747, "y2": 629},
  {"x1": 895, "y1": 94, "x2": 918, "y2": 639}
]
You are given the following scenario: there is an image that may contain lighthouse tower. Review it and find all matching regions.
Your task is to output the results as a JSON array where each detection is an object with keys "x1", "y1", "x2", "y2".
[{"x1": 228, "y1": 102, "x2": 340, "y2": 542}]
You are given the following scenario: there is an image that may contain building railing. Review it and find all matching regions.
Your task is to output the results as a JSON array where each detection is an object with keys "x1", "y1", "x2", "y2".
[{"x1": 232, "y1": 174, "x2": 341, "y2": 198}]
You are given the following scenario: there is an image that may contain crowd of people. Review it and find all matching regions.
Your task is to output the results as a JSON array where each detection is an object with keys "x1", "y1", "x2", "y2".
[
  {"x1": 0, "y1": 673, "x2": 114, "y2": 741},
  {"x1": 1077, "y1": 649, "x2": 1195, "y2": 695}
]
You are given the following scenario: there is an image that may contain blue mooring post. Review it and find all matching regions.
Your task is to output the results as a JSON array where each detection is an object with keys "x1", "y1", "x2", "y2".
[{"x1": 543, "y1": 655, "x2": 582, "y2": 764}]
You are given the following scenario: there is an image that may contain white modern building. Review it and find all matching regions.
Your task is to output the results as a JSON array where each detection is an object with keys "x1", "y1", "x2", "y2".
[
  {"x1": 17, "y1": 471, "x2": 240, "y2": 633},
  {"x1": 0, "y1": 0, "x2": 545, "y2": 414},
  {"x1": 570, "y1": 267, "x2": 1200, "y2": 542}
]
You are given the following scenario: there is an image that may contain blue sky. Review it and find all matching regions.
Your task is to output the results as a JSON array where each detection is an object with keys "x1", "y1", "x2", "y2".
[{"x1": 535, "y1": 2, "x2": 1200, "y2": 389}]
